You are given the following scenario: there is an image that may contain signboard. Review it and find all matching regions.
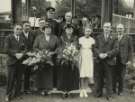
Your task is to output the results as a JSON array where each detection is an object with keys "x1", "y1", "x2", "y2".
[{"x1": 29, "y1": 17, "x2": 40, "y2": 27}]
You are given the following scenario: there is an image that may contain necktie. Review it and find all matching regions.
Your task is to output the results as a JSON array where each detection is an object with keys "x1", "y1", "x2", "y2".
[
  {"x1": 17, "y1": 36, "x2": 19, "y2": 41},
  {"x1": 105, "y1": 34, "x2": 108, "y2": 41},
  {"x1": 25, "y1": 33, "x2": 28, "y2": 39},
  {"x1": 118, "y1": 35, "x2": 122, "y2": 41}
]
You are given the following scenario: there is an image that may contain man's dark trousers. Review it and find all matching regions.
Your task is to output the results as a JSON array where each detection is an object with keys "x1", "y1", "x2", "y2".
[{"x1": 6, "y1": 63, "x2": 23, "y2": 97}]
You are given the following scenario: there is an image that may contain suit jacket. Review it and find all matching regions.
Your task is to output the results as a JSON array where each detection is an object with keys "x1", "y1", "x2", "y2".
[
  {"x1": 117, "y1": 35, "x2": 133, "y2": 64},
  {"x1": 33, "y1": 29, "x2": 44, "y2": 39},
  {"x1": 21, "y1": 31, "x2": 35, "y2": 51},
  {"x1": 4, "y1": 34, "x2": 26, "y2": 66},
  {"x1": 46, "y1": 19, "x2": 60, "y2": 37},
  {"x1": 94, "y1": 33, "x2": 118, "y2": 65},
  {"x1": 33, "y1": 34, "x2": 59, "y2": 53},
  {"x1": 60, "y1": 34, "x2": 78, "y2": 49}
]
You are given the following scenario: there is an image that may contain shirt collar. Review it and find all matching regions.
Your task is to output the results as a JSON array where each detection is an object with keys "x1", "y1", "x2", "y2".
[{"x1": 23, "y1": 31, "x2": 29, "y2": 37}]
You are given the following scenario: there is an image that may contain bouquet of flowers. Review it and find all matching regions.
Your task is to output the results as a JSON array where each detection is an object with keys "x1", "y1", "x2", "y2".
[
  {"x1": 22, "y1": 49, "x2": 54, "y2": 67},
  {"x1": 58, "y1": 43, "x2": 79, "y2": 69}
]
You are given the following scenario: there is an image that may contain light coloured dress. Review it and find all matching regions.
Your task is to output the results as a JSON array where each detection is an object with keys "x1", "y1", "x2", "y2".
[{"x1": 79, "y1": 36, "x2": 95, "y2": 78}]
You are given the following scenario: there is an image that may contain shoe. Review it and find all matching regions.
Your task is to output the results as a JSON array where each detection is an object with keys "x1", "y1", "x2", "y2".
[
  {"x1": 40, "y1": 91, "x2": 45, "y2": 96},
  {"x1": 106, "y1": 96, "x2": 110, "y2": 100},
  {"x1": 80, "y1": 90, "x2": 83, "y2": 98},
  {"x1": 106, "y1": 96, "x2": 112, "y2": 100},
  {"x1": 118, "y1": 92, "x2": 124, "y2": 96},
  {"x1": 16, "y1": 96, "x2": 23, "y2": 100},
  {"x1": 83, "y1": 90, "x2": 88, "y2": 98},
  {"x1": 89, "y1": 88, "x2": 92, "y2": 93},
  {"x1": 5, "y1": 95, "x2": 10, "y2": 102},
  {"x1": 24, "y1": 90, "x2": 31, "y2": 94},
  {"x1": 41, "y1": 91, "x2": 49, "y2": 96},
  {"x1": 94, "y1": 93, "x2": 102, "y2": 97},
  {"x1": 62, "y1": 92, "x2": 69, "y2": 98}
]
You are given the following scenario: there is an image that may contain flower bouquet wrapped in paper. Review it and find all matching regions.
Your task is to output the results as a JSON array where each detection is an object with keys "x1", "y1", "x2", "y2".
[
  {"x1": 22, "y1": 49, "x2": 54, "y2": 67},
  {"x1": 58, "y1": 43, "x2": 79, "y2": 69}
]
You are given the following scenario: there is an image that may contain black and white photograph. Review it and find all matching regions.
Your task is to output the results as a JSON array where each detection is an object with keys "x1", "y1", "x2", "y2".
[{"x1": 0, "y1": 0, "x2": 135, "y2": 102}]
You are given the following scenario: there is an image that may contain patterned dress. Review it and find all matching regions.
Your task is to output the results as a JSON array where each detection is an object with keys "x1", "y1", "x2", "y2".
[{"x1": 79, "y1": 36, "x2": 95, "y2": 78}]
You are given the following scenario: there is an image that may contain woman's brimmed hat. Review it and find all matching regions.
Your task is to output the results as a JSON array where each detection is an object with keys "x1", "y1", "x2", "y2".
[{"x1": 64, "y1": 24, "x2": 74, "y2": 29}]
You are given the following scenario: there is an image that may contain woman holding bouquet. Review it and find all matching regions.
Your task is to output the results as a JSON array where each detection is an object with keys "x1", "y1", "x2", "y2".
[
  {"x1": 57, "y1": 24, "x2": 79, "y2": 98},
  {"x1": 33, "y1": 23, "x2": 59, "y2": 95},
  {"x1": 79, "y1": 27, "x2": 95, "y2": 98}
]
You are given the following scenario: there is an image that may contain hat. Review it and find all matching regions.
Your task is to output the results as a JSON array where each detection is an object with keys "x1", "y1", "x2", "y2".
[
  {"x1": 46, "y1": 7, "x2": 55, "y2": 12},
  {"x1": 64, "y1": 24, "x2": 74, "y2": 29}
]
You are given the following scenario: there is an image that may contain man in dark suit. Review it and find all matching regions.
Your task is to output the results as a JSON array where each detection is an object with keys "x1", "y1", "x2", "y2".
[
  {"x1": 94, "y1": 22, "x2": 118, "y2": 99},
  {"x1": 21, "y1": 21, "x2": 35, "y2": 93},
  {"x1": 45, "y1": 7, "x2": 60, "y2": 37},
  {"x1": 112, "y1": 24, "x2": 133, "y2": 95},
  {"x1": 5, "y1": 24, "x2": 25, "y2": 101},
  {"x1": 59, "y1": 12, "x2": 72, "y2": 36}
]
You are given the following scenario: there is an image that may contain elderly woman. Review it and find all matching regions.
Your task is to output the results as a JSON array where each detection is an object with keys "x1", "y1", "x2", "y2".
[
  {"x1": 57, "y1": 24, "x2": 79, "y2": 98},
  {"x1": 33, "y1": 24, "x2": 59, "y2": 95}
]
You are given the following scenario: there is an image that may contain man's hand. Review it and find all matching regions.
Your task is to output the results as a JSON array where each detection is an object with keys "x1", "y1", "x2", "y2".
[
  {"x1": 126, "y1": 61, "x2": 132, "y2": 65},
  {"x1": 126, "y1": 61, "x2": 133, "y2": 68},
  {"x1": 99, "y1": 53, "x2": 108, "y2": 59},
  {"x1": 15, "y1": 53, "x2": 23, "y2": 59}
]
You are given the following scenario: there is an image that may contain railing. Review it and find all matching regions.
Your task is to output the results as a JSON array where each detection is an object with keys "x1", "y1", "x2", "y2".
[{"x1": 112, "y1": 13, "x2": 135, "y2": 34}]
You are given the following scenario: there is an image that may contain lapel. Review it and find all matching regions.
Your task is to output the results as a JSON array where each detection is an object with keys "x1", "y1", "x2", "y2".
[
  {"x1": 100, "y1": 34, "x2": 106, "y2": 44},
  {"x1": 11, "y1": 35, "x2": 22, "y2": 50},
  {"x1": 63, "y1": 34, "x2": 74, "y2": 44},
  {"x1": 100, "y1": 34, "x2": 113, "y2": 47},
  {"x1": 107, "y1": 34, "x2": 113, "y2": 42},
  {"x1": 22, "y1": 32, "x2": 33, "y2": 45},
  {"x1": 13, "y1": 35, "x2": 20, "y2": 44},
  {"x1": 119, "y1": 35, "x2": 127, "y2": 45},
  {"x1": 22, "y1": 32, "x2": 29, "y2": 40}
]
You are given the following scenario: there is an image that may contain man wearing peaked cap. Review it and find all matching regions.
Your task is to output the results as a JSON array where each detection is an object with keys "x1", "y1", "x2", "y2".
[
  {"x1": 64, "y1": 24, "x2": 74, "y2": 29},
  {"x1": 46, "y1": 7, "x2": 55, "y2": 12},
  {"x1": 45, "y1": 7, "x2": 60, "y2": 37}
]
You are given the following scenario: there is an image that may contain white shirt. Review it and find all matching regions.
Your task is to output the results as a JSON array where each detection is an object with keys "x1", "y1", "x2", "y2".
[
  {"x1": 45, "y1": 34, "x2": 50, "y2": 42},
  {"x1": 104, "y1": 33, "x2": 109, "y2": 41},
  {"x1": 23, "y1": 31, "x2": 29, "y2": 39},
  {"x1": 118, "y1": 34, "x2": 123, "y2": 41},
  {"x1": 14, "y1": 34, "x2": 19, "y2": 41}
]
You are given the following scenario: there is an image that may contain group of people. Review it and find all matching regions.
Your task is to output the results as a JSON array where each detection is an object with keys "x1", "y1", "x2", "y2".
[{"x1": 4, "y1": 7, "x2": 134, "y2": 102}]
